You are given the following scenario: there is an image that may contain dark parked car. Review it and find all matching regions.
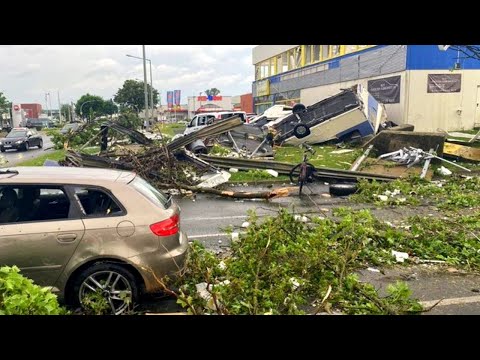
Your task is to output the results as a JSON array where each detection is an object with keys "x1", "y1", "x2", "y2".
[{"x1": 0, "y1": 128, "x2": 43, "y2": 152}]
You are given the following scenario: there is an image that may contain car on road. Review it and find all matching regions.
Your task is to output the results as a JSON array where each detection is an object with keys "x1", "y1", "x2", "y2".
[
  {"x1": 60, "y1": 122, "x2": 82, "y2": 135},
  {"x1": 0, "y1": 167, "x2": 188, "y2": 314},
  {"x1": 0, "y1": 127, "x2": 43, "y2": 152}
]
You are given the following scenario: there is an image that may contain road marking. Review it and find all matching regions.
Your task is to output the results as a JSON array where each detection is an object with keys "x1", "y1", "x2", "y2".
[
  {"x1": 183, "y1": 215, "x2": 249, "y2": 222},
  {"x1": 420, "y1": 295, "x2": 480, "y2": 308},
  {"x1": 189, "y1": 233, "x2": 230, "y2": 239}
]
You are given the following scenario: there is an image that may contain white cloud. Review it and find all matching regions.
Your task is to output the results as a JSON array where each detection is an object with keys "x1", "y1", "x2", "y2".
[{"x1": 0, "y1": 45, "x2": 256, "y2": 106}]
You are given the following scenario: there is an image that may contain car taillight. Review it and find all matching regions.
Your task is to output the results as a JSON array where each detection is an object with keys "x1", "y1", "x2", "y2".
[{"x1": 150, "y1": 214, "x2": 179, "y2": 236}]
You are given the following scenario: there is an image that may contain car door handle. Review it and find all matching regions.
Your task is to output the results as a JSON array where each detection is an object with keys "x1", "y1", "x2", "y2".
[{"x1": 57, "y1": 233, "x2": 77, "y2": 243}]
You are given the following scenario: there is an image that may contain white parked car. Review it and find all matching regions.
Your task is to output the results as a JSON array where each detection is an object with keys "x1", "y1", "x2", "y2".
[{"x1": 184, "y1": 111, "x2": 247, "y2": 135}]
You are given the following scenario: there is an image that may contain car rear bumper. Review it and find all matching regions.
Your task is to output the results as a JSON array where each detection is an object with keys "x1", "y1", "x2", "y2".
[{"x1": 130, "y1": 230, "x2": 189, "y2": 293}]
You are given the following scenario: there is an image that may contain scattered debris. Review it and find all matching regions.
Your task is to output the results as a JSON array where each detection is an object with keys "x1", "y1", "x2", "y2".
[
  {"x1": 443, "y1": 142, "x2": 480, "y2": 162},
  {"x1": 231, "y1": 232, "x2": 239, "y2": 242},
  {"x1": 392, "y1": 250, "x2": 409, "y2": 263},
  {"x1": 241, "y1": 221, "x2": 250, "y2": 228},
  {"x1": 367, "y1": 267, "x2": 381, "y2": 273},
  {"x1": 331, "y1": 149, "x2": 355, "y2": 154},
  {"x1": 437, "y1": 166, "x2": 452, "y2": 176},
  {"x1": 265, "y1": 169, "x2": 278, "y2": 177},
  {"x1": 229, "y1": 168, "x2": 239, "y2": 173}
]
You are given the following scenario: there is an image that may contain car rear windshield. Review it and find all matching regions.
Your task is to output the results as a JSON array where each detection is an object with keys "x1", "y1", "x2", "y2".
[{"x1": 130, "y1": 176, "x2": 171, "y2": 209}]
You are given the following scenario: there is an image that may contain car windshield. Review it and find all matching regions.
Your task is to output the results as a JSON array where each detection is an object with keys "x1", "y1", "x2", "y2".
[
  {"x1": 130, "y1": 176, "x2": 171, "y2": 209},
  {"x1": 6, "y1": 130, "x2": 27, "y2": 138}
]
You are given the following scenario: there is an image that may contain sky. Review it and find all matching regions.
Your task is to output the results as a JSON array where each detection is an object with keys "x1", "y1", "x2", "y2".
[{"x1": 0, "y1": 45, "x2": 256, "y2": 108}]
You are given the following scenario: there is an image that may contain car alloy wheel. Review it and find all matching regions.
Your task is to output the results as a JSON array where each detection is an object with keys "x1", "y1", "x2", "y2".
[
  {"x1": 24, "y1": 142, "x2": 29, "y2": 151},
  {"x1": 78, "y1": 267, "x2": 136, "y2": 315}
]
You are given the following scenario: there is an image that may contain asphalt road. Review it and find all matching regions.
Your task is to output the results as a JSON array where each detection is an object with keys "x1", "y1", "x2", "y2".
[
  {"x1": 141, "y1": 185, "x2": 480, "y2": 315},
  {"x1": 1, "y1": 134, "x2": 54, "y2": 167}
]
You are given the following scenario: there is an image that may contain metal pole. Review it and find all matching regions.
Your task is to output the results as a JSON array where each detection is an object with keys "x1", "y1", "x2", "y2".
[
  {"x1": 149, "y1": 59, "x2": 154, "y2": 124},
  {"x1": 48, "y1": 93, "x2": 52, "y2": 118},
  {"x1": 57, "y1": 91, "x2": 62, "y2": 122},
  {"x1": 142, "y1": 45, "x2": 149, "y2": 130},
  {"x1": 45, "y1": 93, "x2": 49, "y2": 117}
]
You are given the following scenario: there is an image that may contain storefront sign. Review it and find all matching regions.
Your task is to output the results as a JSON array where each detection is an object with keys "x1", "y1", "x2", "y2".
[
  {"x1": 367, "y1": 75, "x2": 401, "y2": 104},
  {"x1": 427, "y1": 74, "x2": 461, "y2": 93}
]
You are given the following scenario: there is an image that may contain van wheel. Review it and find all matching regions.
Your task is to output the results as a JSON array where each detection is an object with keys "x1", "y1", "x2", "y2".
[
  {"x1": 293, "y1": 124, "x2": 311, "y2": 139},
  {"x1": 292, "y1": 104, "x2": 306, "y2": 114},
  {"x1": 23, "y1": 142, "x2": 29, "y2": 151},
  {"x1": 71, "y1": 263, "x2": 139, "y2": 315}
]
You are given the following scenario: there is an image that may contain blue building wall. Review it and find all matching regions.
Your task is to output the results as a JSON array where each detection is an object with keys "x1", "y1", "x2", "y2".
[{"x1": 406, "y1": 45, "x2": 480, "y2": 70}]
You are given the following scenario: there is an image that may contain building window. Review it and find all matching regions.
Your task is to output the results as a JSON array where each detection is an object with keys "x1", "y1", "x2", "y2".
[
  {"x1": 255, "y1": 65, "x2": 260, "y2": 80},
  {"x1": 269, "y1": 58, "x2": 275, "y2": 76},
  {"x1": 305, "y1": 45, "x2": 312, "y2": 65},
  {"x1": 260, "y1": 60, "x2": 269, "y2": 79},
  {"x1": 313, "y1": 45, "x2": 320, "y2": 62},
  {"x1": 281, "y1": 53, "x2": 288, "y2": 73},
  {"x1": 331, "y1": 45, "x2": 341, "y2": 57},
  {"x1": 276, "y1": 55, "x2": 282, "y2": 74},
  {"x1": 288, "y1": 47, "x2": 302, "y2": 71},
  {"x1": 321, "y1": 45, "x2": 329, "y2": 60},
  {"x1": 345, "y1": 45, "x2": 358, "y2": 53}
]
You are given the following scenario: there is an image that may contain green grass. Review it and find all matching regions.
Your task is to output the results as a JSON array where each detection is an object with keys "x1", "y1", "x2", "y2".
[
  {"x1": 229, "y1": 170, "x2": 289, "y2": 183},
  {"x1": 274, "y1": 144, "x2": 363, "y2": 169},
  {"x1": 154, "y1": 123, "x2": 186, "y2": 137},
  {"x1": 16, "y1": 150, "x2": 66, "y2": 166}
]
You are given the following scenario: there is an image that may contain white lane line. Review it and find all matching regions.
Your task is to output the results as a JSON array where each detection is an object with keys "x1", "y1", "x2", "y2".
[
  {"x1": 420, "y1": 295, "x2": 480, "y2": 308},
  {"x1": 189, "y1": 233, "x2": 230, "y2": 239},
  {"x1": 183, "y1": 215, "x2": 248, "y2": 222}
]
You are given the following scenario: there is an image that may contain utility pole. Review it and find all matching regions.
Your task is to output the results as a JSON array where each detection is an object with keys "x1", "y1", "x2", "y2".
[
  {"x1": 48, "y1": 93, "x2": 52, "y2": 118},
  {"x1": 45, "y1": 93, "x2": 49, "y2": 117},
  {"x1": 57, "y1": 91, "x2": 62, "y2": 122},
  {"x1": 142, "y1": 45, "x2": 149, "y2": 130},
  {"x1": 149, "y1": 60, "x2": 154, "y2": 124}
]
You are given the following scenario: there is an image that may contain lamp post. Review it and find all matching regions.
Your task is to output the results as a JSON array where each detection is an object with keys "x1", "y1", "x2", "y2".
[
  {"x1": 126, "y1": 52, "x2": 154, "y2": 128},
  {"x1": 79, "y1": 100, "x2": 98, "y2": 123}
]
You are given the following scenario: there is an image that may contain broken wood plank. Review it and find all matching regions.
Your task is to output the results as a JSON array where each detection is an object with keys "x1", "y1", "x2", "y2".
[{"x1": 443, "y1": 142, "x2": 480, "y2": 162}]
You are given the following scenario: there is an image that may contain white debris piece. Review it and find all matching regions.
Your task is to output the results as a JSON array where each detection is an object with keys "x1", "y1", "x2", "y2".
[
  {"x1": 195, "y1": 283, "x2": 216, "y2": 310},
  {"x1": 367, "y1": 267, "x2": 381, "y2": 273},
  {"x1": 218, "y1": 240, "x2": 222, "y2": 244},
  {"x1": 241, "y1": 221, "x2": 250, "y2": 228},
  {"x1": 294, "y1": 215, "x2": 308, "y2": 223},
  {"x1": 218, "y1": 261, "x2": 227, "y2": 270},
  {"x1": 377, "y1": 195, "x2": 389, "y2": 201},
  {"x1": 321, "y1": 193, "x2": 331, "y2": 198},
  {"x1": 229, "y1": 168, "x2": 239, "y2": 173},
  {"x1": 331, "y1": 149, "x2": 355, "y2": 154},
  {"x1": 231, "y1": 232, "x2": 240, "y2": 242},
  {"x1": 290, "y1": 277, "x2": 301, "y2": 290},
  {"x1": 392, "y1": 250, "x2": 409, "y2": 263},
  {"x1": 265, "y1": 169, "x2": 278, "y2": 177},
  {"x1": 197, "y1": 171, "x2": 231, "y2": 188},
  {"x1": 437, "y1": 166, "x2": 452, "y2": 176}
]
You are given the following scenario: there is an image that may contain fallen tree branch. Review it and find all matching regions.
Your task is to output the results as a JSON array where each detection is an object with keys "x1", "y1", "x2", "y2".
[{"x1": 156, "y1": 182, "x2": 294, "y2": 199}]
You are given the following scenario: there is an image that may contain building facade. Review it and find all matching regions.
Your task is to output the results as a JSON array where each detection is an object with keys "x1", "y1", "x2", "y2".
[
  {"x1": 252, "y1": 45, "x2": 480, "y2": 132},
  {"x1": 187, "y1": 96, "x2": 233, "y2": 119}
]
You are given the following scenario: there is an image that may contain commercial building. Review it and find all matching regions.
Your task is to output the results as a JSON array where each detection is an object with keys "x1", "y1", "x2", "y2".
[
  {"x1": 187, "y1": 95, "x2": 233, "y2": 119},
  {"x1": 252, "y1": 45, "x2": 480, "y2": 132},
  {"x1": 21, "y1": 103, "x2": 42, "y2": 119}
]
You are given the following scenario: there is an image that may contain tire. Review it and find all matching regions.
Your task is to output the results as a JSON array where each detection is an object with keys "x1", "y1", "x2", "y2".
[
  {"x1": 329, "y1": 183, "x2": 358, "y2": 197},
  {"x1": 292, "y1": 103, "x2": 306, "y2": 114},
  {"x1": 70, "y1": 263, "x2": 140, "y2": 315},
  {"x1": 23, "y1": 142, "x2": 29, "y2": 151},
  {"x1": 293, "y1": 124, "x2": 311, "y2": 139},
  {"x1": 0, "y1": 147, "x2": 4, "y2": 153},
  {"x1": 38, "y1": 139, "x2": 43, "y2": 149}
]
